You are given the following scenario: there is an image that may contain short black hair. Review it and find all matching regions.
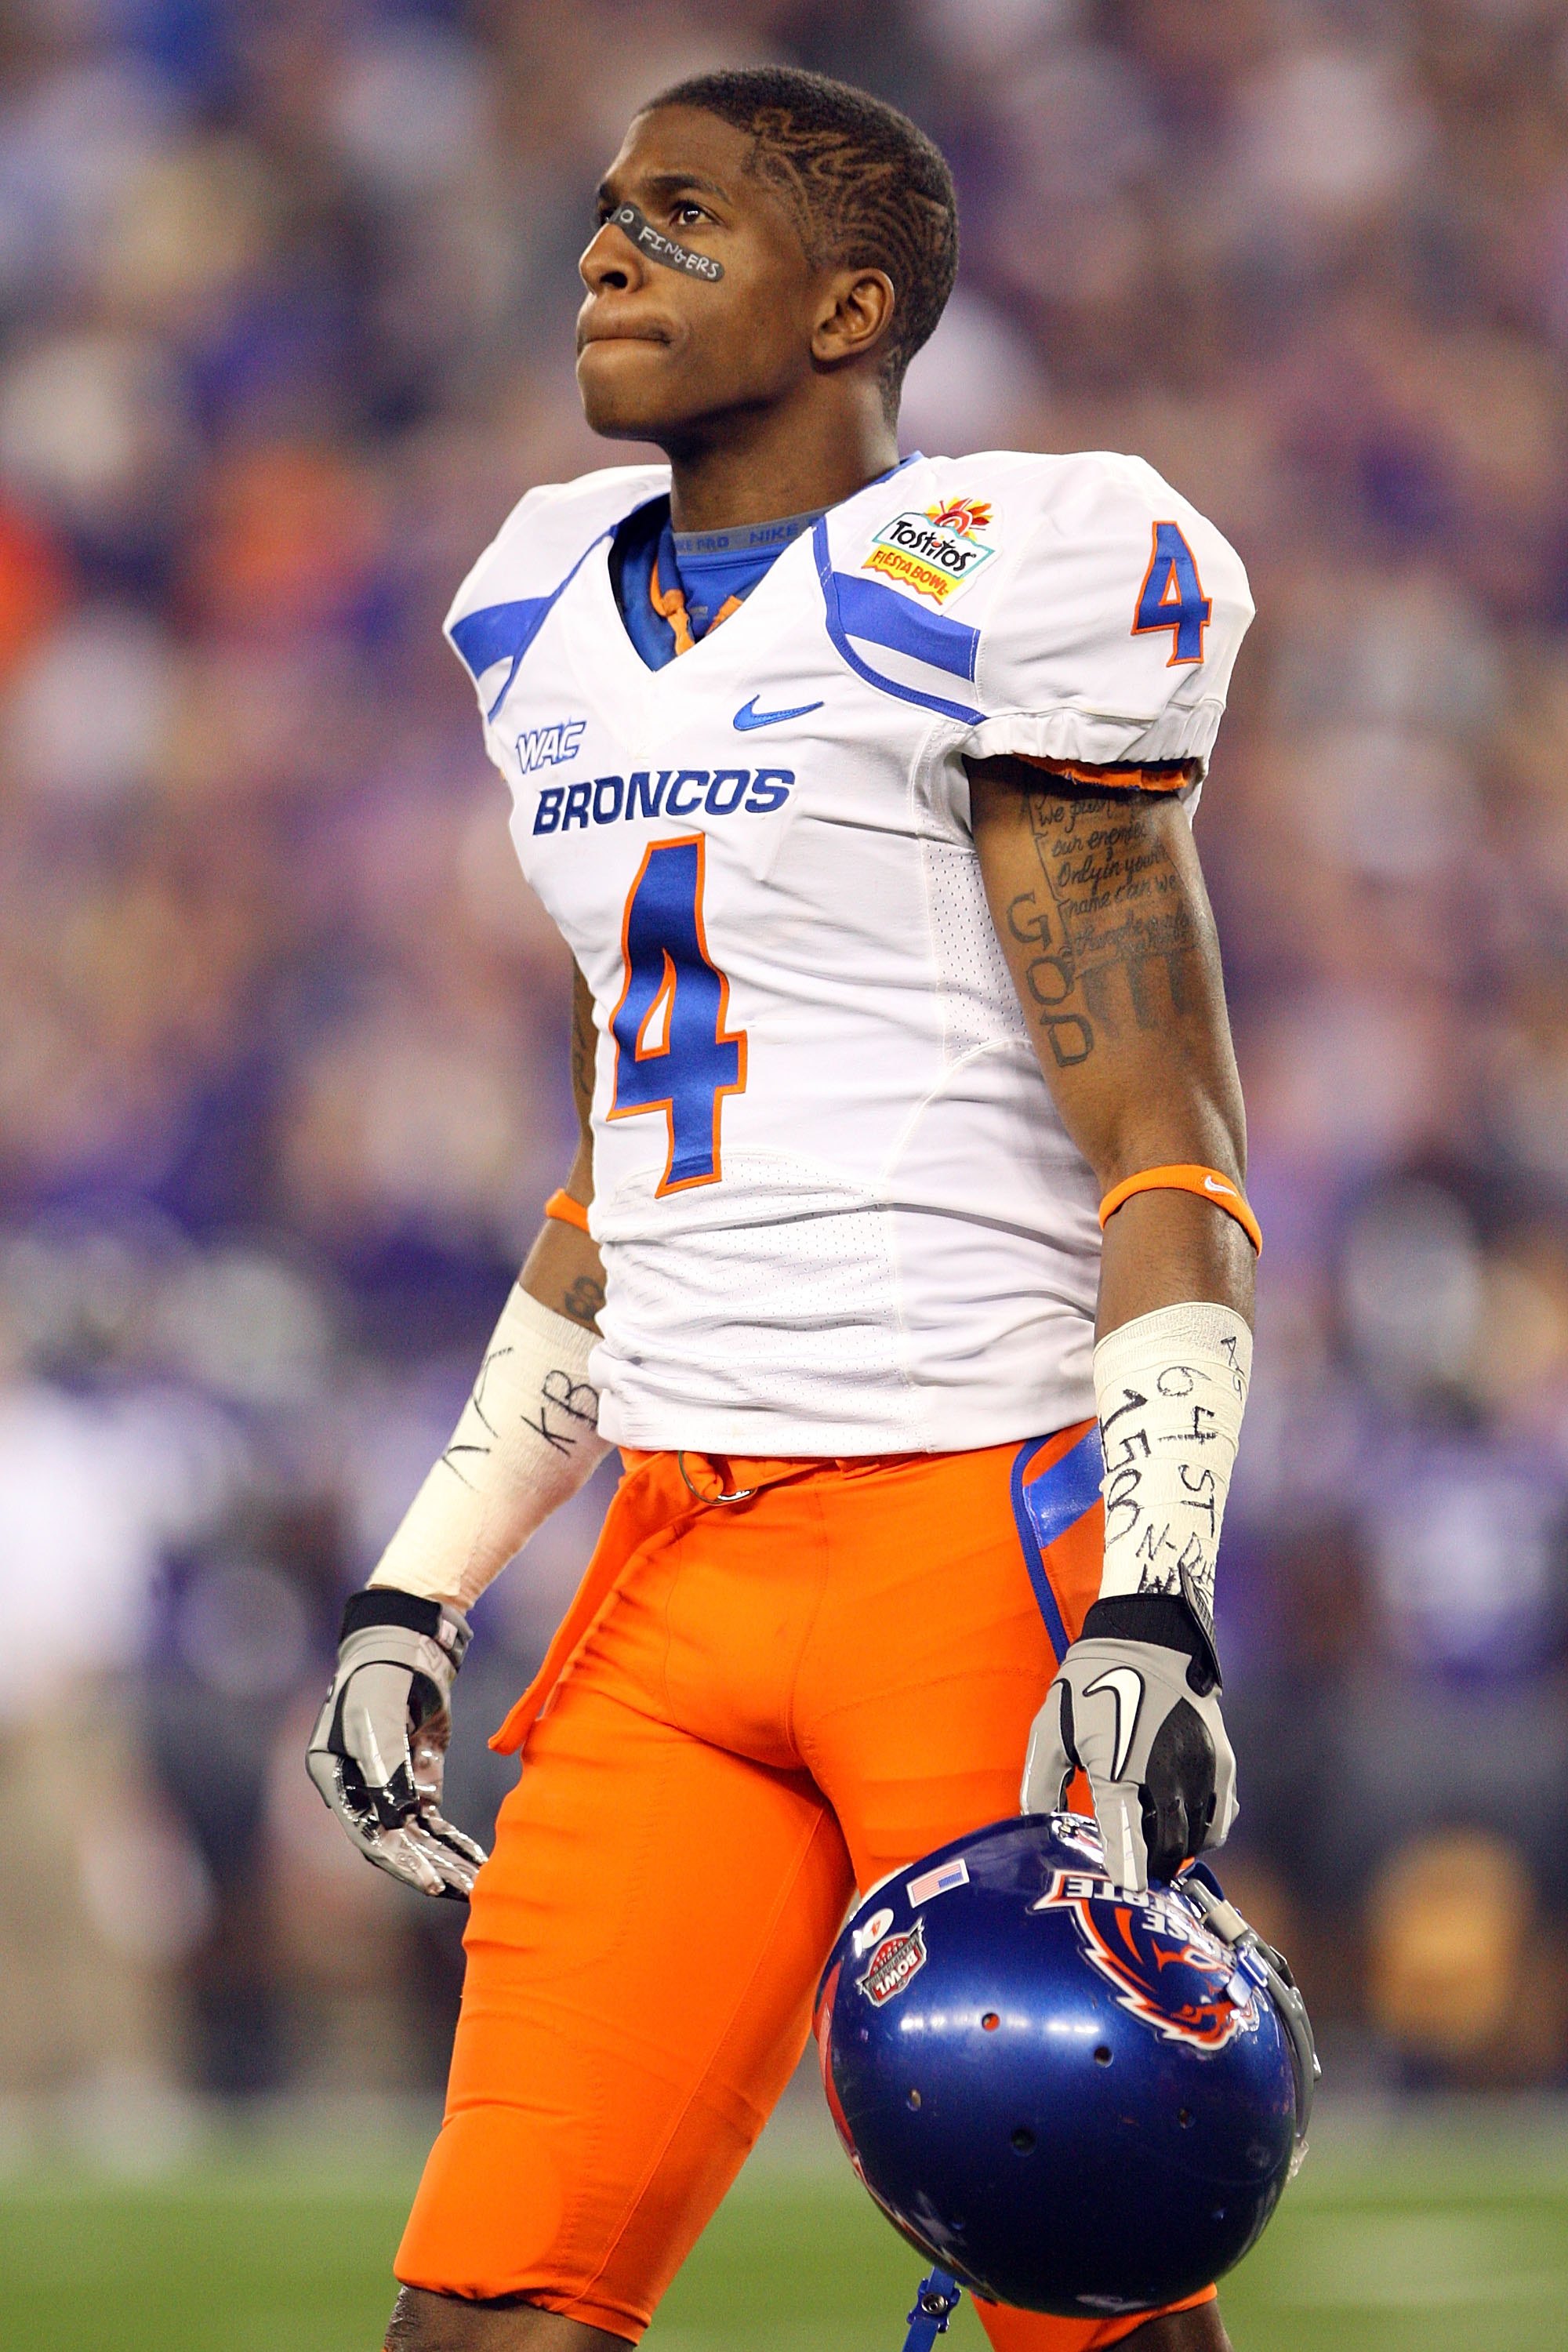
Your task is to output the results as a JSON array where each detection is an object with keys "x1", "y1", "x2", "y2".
[{"x1": 647, "y1": 65, "x2": 958, "y2": 404}]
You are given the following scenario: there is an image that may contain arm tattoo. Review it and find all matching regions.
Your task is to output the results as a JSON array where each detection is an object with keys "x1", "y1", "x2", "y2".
[
  {"x1": 561, "y1": 1272, "x2": 604, "y2": 1330},
  {"x1": 1003, "y1": 789, "x2": 1206, "y2": 1068},
  {"x1": 555, "y1": 965, "x2": 604, "y2": 1332},
  {"x1": 570, "y1": 970, "x2": 597, "y2": 1131}
]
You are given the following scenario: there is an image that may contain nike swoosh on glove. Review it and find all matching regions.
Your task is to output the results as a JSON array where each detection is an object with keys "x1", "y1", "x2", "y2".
[
  {"x1": 1020, "y1": 1594, "x2": 1238, "y2": 1892},
  {"x1": 307, "y1": 1588, "x2": 488, "y2": 1900}
]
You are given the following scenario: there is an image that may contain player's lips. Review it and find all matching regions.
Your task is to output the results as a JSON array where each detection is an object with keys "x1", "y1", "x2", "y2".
[{"x1": 577, "y1": 318, "x2": 672, "y2": 350}]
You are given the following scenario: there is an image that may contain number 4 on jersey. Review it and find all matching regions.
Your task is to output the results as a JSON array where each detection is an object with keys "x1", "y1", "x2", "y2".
[
  {"x1": 1132, "y1": 521, "x2": 1211, "y2": 666},
  {"x1": 609, "y1": 836, "x2": 746, "y2": 1194}
]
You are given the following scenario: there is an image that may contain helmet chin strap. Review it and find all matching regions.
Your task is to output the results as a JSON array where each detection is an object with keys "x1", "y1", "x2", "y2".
[{"x1": 900, "y1": 2267, "x2": 962, "y2": 2351}]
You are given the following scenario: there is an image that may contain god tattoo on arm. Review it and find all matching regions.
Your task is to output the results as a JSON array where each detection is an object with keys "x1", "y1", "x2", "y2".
[{"x1": 1004, "y1": 790, "x2": 1206, "y2": 1069}]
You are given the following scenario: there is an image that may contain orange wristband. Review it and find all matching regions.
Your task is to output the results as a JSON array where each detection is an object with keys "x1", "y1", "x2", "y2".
[
  {"x1": 543, "y1": 1188, "x2": 590, "y2": 1233},
  {"x1": 1098, "y1": 1164, "x2": 1261, "y2": 1256}
]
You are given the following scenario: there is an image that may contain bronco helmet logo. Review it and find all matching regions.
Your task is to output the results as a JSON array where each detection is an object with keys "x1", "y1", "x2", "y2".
[{"x1": 1031, "y1": 1869, "x2": 1261, "y2": 2053}]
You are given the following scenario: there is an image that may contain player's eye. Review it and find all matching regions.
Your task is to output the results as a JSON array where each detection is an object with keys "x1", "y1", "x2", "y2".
[{"x1": 670, "y1": 201, "x2": 709, "y2": 227}]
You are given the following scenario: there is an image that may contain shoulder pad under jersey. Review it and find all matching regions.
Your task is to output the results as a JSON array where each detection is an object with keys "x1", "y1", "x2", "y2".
[
  {"x1": 829, "y1": 450, "x2": 1253, "y2": 779},
  {"x1": 444, "y1": 463, "x2": 670, "y2": 721}
]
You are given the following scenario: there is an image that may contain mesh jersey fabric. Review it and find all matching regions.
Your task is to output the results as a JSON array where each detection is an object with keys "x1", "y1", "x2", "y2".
[{"x1": 445, "y1": 452, "x2": 1253, "y2": 1455}]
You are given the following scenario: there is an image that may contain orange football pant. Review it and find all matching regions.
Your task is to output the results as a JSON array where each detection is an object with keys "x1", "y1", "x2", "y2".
[{"x1": 396, "y1": 1432, "x2": 1216, "y2": 2344}]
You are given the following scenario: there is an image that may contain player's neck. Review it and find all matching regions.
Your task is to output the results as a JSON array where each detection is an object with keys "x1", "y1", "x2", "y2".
[{"x1": 663, "y1": 394, "x2": 900, "y2": 535}]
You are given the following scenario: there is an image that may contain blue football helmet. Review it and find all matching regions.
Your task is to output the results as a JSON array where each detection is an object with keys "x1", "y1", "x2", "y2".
[{"x1": 814, "y1": 1814, "x2": 1316, "y2": 2318}]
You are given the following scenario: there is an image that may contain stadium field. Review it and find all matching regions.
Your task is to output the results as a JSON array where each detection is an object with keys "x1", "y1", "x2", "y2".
[{"x1": 3, "y1": 2099, "x2": 1565, "y2": 2352}]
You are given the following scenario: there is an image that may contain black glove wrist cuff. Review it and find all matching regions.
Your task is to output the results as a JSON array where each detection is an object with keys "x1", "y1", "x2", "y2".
[
  {"x1": 341, "y1": 1587, "x2": 448, "y2": 1642},
  {"x1": 1081, "y1": 1594, "x2": 1221, "y2": 1694}
]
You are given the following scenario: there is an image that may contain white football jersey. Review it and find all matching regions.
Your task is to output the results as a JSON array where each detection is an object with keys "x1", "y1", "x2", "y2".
[{"x1": 446, "y1": 452, "x2": 1253, "y2": 1455}]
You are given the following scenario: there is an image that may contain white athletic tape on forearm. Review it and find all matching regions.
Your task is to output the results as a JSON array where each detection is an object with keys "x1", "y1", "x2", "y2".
[
  {"x1": 1093, "y1": 1301, "x2": 1252, "y2": 1619},
  {"x1": 368, "y1": 1287, "x2": 612, "y2": 1610}
]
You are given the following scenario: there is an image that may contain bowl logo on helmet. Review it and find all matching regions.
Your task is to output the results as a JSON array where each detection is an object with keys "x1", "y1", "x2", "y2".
[
  {"x1": 857, "y1": 1917, "x2": 928, "y2": 2006},
  {"x1": 1032, "y1": 1868, "x2": 1261, "y2": 2053}
]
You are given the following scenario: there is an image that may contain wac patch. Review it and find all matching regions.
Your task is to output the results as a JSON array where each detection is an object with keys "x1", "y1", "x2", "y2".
[
  {"x1": 857, "y1": 1918, "x2": 927, "y2": 2007},
  {"x1": 517, "y1": 719, "x2": 586, "y2": 776},
  {"x1": 862, "y1": 496, "x2": 997, "y2": 608},
  {"x1": 1031, "y1": 1869, "x2": 1261, "y2": 2054}
]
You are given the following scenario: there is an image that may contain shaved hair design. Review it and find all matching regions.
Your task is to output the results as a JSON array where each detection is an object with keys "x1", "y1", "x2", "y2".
[{"x1": 648, "y1": 65, "x2": 959, "y2": 401}]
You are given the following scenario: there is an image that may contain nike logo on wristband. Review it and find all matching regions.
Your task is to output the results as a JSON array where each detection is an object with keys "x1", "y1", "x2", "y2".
[
  {"x1": 1085, "y1": 1664, "x2": 1145, "y2": 1781},
  {"x1": 1203, "y1": 1175, "x2": 1238, "y2": 1197}
]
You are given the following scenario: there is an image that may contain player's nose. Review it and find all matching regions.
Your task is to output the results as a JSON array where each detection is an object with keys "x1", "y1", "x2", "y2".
[{"x1": 579, "y1": 216, "x2": 644, "y2": 295}]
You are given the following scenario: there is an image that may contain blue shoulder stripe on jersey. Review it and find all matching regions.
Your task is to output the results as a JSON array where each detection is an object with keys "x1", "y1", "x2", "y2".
[
  {"x1": 448, "y1": 524, "x2": 615, "y2": 720},
  {"x1": 448, "y1": 598, "x2": 543, "y2": 688},
  {"x1": 1010, "y1": 1425, "x2": 1105, "y2": 1662},
  {"x1": 831, "y1": 572, "x2": 980, "y2": 683},
  {"x1": 813, "y1": 519, "x2": 985, "y2": 727}
]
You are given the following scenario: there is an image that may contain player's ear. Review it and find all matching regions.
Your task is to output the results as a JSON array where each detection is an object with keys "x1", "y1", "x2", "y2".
[{"x1": 811, "y1": 267, "x2": 896, "y2": 368}]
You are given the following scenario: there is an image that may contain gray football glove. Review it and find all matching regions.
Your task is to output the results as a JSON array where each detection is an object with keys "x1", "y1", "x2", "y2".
[
  {"x1": 1022, "y1": 1594, "x2": 1238, "y2": 1892},
  {"x1": 307, "y1": 1589, "x2": 488, "y2": 1900}
]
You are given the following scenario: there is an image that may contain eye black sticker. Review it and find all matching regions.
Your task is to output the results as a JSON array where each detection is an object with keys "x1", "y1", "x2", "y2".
[{"x1": 608, "y1": 202, "x2": 724, "y2": 282}]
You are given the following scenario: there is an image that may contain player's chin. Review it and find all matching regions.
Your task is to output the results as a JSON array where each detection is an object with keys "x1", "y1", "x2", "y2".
[{"x1": 575, "y1": 342, "x2": 695, "y2": 441}]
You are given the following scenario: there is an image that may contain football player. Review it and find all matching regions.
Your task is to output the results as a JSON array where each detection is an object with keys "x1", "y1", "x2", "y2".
[{"x1": 308, "y1": 66, "x2": 1258, "y2": 2352}]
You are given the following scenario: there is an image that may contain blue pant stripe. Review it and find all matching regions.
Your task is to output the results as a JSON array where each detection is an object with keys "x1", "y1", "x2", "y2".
[{"x1": 1008, "y1": 1425, "x2": 1105, "y2": 1664}]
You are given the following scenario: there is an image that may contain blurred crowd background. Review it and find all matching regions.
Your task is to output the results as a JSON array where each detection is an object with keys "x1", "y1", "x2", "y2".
[{"x1": 4, "y1": 0, "x2": 1568, "y2": 2149}]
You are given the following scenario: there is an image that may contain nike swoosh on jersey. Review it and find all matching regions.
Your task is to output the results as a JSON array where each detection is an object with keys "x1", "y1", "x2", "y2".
[
  {"x1": 733, "y1": 695, "x2": 825, "y2": 731},
  {"x1": 1084, "y1": 1664, "x2": 1145, "y2": 1782}
]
